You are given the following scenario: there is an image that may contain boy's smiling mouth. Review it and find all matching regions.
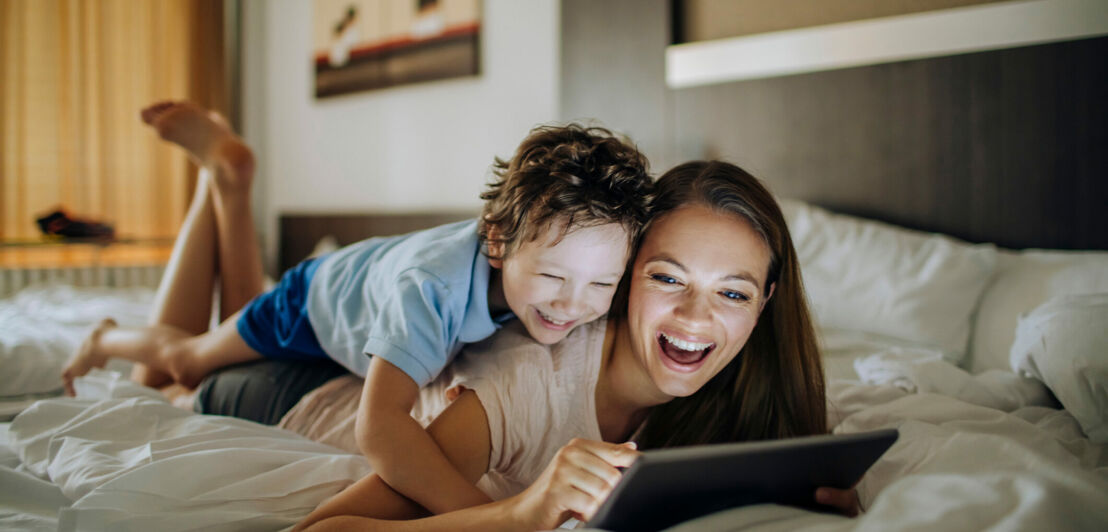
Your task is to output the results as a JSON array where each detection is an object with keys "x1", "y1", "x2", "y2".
[
  {"x1": 657, "y1": 332, "x2": 715, "y2": 370},
  {"x1": 536, "y1": 308, "x2": 575, "y2": 329}
]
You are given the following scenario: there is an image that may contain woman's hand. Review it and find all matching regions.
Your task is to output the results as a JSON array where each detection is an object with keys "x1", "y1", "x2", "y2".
[
  {"x1": 505, "y1": 438, "x2": 640, "y2": 530},
  {"x1": 815, "y1": 487, "x2": 861, "y2": 517}
]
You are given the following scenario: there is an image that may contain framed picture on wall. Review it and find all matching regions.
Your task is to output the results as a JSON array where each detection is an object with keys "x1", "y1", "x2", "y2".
[{"x1": 313, "y1": 0, "x2": 481, "y2": 98}]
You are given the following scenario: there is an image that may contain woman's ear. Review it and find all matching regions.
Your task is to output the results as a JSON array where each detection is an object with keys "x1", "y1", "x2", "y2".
[
  {"x1": 759, "y1": 282, "x2": 776, "y2": 313},
  {"x1": 486, "y1": 224, "x2": 505, "y2": 269}
]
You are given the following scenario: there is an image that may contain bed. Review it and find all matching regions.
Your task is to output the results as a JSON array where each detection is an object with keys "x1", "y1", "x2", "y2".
[
  {"x1": 2, "y1": 200, "x2": 1105, "y2": 531},
  {"x1": 3, "y1": 37, "x2": 1108, "y2": 532}
]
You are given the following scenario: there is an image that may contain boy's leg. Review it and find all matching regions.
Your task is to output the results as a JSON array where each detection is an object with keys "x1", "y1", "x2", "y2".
[
  {"x1": 132, "y1": 102, "x2": 263, "y2": 387},
  {"x1": 142, "y1": 101, "x2": 263, "y2": 323},
  {"x1": 150, "y1": 171, "x2": 217, "y2": 336},
  {"x1": 63, "y1": 311, "x2": 263, "y2": 394},
  {"x1": 209, "y1": 155, "x2": 264, "y2": 321}
]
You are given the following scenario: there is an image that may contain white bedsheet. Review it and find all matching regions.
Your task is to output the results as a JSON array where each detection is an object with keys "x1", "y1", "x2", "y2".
[
  {"x1": 3, "y1": 371, "x2": 370, "y2": 532},
  {"x1": 4, "y1": 370, "x2": 1107, "y2": 531},
  {"x1": 0, "y1": 285, "x2": 151, "y2": 400}
]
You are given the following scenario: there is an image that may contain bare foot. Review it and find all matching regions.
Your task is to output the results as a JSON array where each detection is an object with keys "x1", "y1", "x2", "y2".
[
  {"x1": 140, "y1": 101, "x2": 255, "y2": 190},
  {"x1": 63, "y1": 318, "x2": 117, "y2": 396}
]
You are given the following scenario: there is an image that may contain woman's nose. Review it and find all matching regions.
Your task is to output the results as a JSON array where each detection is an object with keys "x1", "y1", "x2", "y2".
[{"x1": 674, "y1": 292, "x2": 712, "y2": 326}]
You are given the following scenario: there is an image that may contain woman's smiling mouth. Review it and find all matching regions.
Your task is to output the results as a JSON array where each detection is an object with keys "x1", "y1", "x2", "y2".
[{"x1": 657, "y1": 332, "x2": 715, "y2": 370}]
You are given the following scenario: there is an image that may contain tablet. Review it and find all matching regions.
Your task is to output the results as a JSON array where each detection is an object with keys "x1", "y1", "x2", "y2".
[{"x1": 585, "y1": 428, "x2": 898, "y2": 532}]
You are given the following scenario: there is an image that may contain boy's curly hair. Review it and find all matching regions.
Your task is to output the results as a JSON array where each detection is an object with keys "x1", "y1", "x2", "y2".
[{"x1": 479, "y1": 123, "x2": 653, "y2": 258}]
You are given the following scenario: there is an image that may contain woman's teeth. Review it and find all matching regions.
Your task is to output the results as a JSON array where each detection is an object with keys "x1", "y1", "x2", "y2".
[
  {"x1": 660, "y1": 332, "x2": 713, "y2": 351},
  {"x1": 658, "y1": 332, "x2": 714, "y2": 366}
]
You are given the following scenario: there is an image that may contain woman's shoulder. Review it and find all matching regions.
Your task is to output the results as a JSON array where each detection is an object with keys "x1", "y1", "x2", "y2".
[
  {"x1": 460, "y1": 318, "x2": 606, "y2": 374},
  {"x1": 455, "y1": 321, "x2": 555, "y2": 379}
]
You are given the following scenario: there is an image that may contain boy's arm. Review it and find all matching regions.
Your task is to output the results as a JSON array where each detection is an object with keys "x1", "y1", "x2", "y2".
[
  {"x1": 356, "y1": 357, "x2": 495, "y2": 514},
  {"x1": 299, "y1": 398, "x2": 640, "y2": 532},
  {"x1": 296, "y1": 387, "x2": 495, "y2": 531}
]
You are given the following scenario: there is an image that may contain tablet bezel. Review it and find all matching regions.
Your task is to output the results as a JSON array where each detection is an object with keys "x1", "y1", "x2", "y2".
[{"x1": 585, "y1": 428, "x2": 899, "y2": 532}]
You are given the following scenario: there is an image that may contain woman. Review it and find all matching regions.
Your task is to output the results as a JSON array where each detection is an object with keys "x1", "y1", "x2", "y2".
[{"x1": 293, "y1": 160, "x2": 853, "y2": 531}]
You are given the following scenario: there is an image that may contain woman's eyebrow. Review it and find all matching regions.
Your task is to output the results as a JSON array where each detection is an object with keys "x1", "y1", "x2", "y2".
[
  {"x1": 646, "y1": 255, "x2": 761, "y2": 286},
  {"x1": 644, "y1": 255, "x2": 686, "y2": 272},
  {"x1": 723, "y1": 272, "x2": 759, "y2": 286}
]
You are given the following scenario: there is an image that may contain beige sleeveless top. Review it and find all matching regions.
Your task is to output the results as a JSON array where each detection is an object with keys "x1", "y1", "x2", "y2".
[{"x1": 279, "y1": 319, "x2": 606, "y2": 500}]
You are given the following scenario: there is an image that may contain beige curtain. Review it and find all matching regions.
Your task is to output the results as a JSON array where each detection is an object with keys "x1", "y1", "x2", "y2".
[{"x1": 0, "y1": 0, "x2": 226, "y2": 241}]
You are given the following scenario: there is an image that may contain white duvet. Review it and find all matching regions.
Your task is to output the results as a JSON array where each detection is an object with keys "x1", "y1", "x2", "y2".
[
  {"x1": 2, "y1": 371, "x2": 370, "y2": 532},
  {"x1": 0, "y1": 286, "x2": 152, "y2": 399},
  {"x1": 3, "y1": 368, "x2": 1107, "y2": 531}
]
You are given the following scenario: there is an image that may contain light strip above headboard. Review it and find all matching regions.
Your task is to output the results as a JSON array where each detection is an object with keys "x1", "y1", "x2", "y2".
[{"x1": 666, "y1": 0, "x2": 1108, "y2": 88}]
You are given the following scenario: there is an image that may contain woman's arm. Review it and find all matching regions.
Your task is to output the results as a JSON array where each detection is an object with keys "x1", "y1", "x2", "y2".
[
  {"x1": 301, "y1": 437, "x2": 641, "y2": 532},
  {"x1": 295, "y1": 387, "x2": 493, "y2": 530}
]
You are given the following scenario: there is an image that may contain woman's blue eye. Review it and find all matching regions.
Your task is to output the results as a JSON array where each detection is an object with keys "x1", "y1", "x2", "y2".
[
  {"x1": 651, "y1": 274, "x2": 677, "y2": 284},
  {"x1": 722, "y1": 290, "x2": 750, "y2": 302}
]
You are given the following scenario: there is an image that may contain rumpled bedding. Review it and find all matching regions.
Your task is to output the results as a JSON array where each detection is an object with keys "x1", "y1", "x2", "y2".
[
  {"x1": 5, "y1": 364, "x2": 1105, "y2": 531},
  {"x1": 630, "y1": 379, "x2": 1108, "y2": 532},
  {"x1": 0, "y1": 286, "x2": 151, "y2": 400},
  {"x1": 2, "y1": 371, "x2": 370, "y2": 532}
]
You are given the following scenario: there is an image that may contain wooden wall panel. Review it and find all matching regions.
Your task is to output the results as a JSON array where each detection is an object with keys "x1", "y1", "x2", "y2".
[
  {"x1": 672, "y1": 36, "x2": 1108, "y2": 250},
  {"x1": 279, "y1": 212, "x2": 474, "y2": 273}
]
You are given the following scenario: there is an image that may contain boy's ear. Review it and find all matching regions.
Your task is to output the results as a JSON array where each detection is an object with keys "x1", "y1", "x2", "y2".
[{"x1": 486, "y1": 224, "x2": 505, "y2": 269}]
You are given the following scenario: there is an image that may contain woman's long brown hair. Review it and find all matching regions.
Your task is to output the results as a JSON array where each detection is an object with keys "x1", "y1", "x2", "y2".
[{"x1": 624, "y1": 160, "x2": 827, "y2": 448}]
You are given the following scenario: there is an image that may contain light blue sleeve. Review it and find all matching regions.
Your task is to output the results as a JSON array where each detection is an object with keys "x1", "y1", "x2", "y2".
[{"x1": 362, "y1": 269, "x2": 459, "y2": 387}]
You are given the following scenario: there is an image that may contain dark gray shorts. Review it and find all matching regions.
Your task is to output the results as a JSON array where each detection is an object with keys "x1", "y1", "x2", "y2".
[{"x1": 193, "y1": 358, "x2": 350, "y2": 425}]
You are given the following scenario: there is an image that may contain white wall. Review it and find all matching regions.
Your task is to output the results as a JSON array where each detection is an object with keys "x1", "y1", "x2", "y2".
[{"x1": 242, "y1": 0, "x2": 560, "y2": 271}]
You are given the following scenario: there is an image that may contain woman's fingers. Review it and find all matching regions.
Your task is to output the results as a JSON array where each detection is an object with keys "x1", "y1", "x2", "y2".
[
  {"x1": 815, "y1": 487, "x2": 861, "y2": 517},
  {"x1": 551, "y1": 439, "x2": 640, "y2": 519},
  {"x1": 511, "y1": 439, "x2": 643, "y2": 529},
  {"x1": 557, "y1": 439, "x2": 639, "y2": 494}
]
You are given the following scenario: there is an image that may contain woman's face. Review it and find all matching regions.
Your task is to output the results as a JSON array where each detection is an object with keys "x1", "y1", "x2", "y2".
[{"x1": 627, "y1": 204, "x2": 774, "y2": 398}]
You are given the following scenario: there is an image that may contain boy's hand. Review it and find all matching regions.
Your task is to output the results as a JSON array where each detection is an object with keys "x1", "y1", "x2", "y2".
[{"x1": 508, "y1": 438, "x2": 639, "y2": 529}]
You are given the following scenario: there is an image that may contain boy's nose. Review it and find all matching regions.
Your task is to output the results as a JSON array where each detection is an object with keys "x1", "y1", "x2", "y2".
[{"x1": 551, "y1": 284, "x2": 588, "y2": 317}]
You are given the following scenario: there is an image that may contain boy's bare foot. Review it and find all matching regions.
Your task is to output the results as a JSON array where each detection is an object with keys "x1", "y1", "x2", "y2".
[
  {"x1": 63, "y1": 318, "x2": 117, "y2": 396},
  {"x1": 140, "y1": 101, "x2": 255, "y2": 191}
]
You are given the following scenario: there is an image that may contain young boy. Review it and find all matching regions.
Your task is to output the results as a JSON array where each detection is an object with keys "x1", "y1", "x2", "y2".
[{"x1": 62, "y1": 101, "x2": 653, "y2": 514}]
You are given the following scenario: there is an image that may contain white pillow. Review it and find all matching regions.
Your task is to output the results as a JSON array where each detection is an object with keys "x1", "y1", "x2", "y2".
[
  {"x1": 782, "y1": 200, "x2": 997, "y2": 365},
  {"x1": 1009, "y1": 293, "x2": 1108, "y2": 444},
  {"x1": 969, "y1": 249, "x2": 1108, "y2": 373}
]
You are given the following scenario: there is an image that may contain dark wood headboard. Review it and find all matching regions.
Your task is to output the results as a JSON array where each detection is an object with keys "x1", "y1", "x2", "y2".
[
  {"x1": 561, "y1": 0, "x2": 1105, "y2": 250},
  {"x1": 279, "y1": 212, "x2": 476, "y2": 273},
  {"x1": 671, "y1": 36, "x2": 1108, "y2": 251}
]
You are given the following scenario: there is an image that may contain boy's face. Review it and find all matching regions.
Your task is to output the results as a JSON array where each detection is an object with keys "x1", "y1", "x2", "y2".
[{"x1": 489, "y1": 221, "x2": 630, "y2": 345}]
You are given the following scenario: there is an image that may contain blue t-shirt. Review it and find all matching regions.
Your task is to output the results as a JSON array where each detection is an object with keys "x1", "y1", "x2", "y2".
[{"x1": 305, "y1": 219, "x2": 508, "y2": 386}]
